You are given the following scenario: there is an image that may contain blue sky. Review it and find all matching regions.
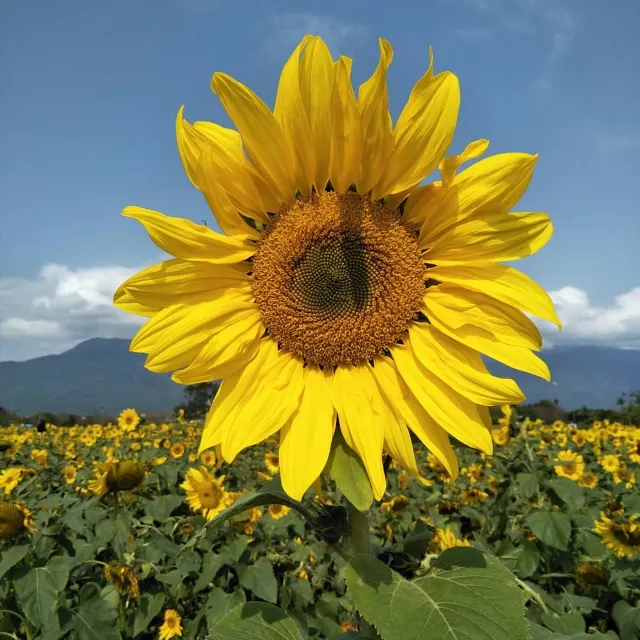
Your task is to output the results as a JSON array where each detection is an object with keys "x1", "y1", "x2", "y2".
[{"x1": 1, "y1": 0, "x2": 639, "y2": 360}]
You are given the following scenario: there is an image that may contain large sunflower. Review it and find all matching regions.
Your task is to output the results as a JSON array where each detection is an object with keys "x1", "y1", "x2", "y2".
[{"x1": 115, "y1": 35, "x2": 560, "y2": 501}]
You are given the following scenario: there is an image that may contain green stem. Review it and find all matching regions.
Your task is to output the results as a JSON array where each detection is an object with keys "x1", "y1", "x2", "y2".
[{"x1": 345, "y1": 501, "x2": 381, "y2": 639}]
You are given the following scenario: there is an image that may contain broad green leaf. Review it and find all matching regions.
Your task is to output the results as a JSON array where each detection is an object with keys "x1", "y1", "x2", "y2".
[
  {"x1": 0, "y1": 543, "x2": 29, "y2": 580},
  {"x1": 194, "y1": 551, "x2": 228, "y2": 593},
  {"x1": 72, "y1": 595, "x2": 119, "y2": 640},
  {"x1": 327, "y1": 432, "x2": 373, "y2": 511},
  {"x1": 402, "y1": 520, "x2": 433, "y2": 560},
  {"x1": 290, "y1": 578, "x2": 314, "y2": 606},
  {"x1": 142, "y1": 494, "x2": 183, "y2": 522},
  {"x1": 517, "y1": 472, "x2": 539, "y2": 498},
  {"x1": 526, "y1": 511, "x2": 572, "y2": 550},
  {"x1": 205, "y1": 589, "x2": 246, "y2": 628},
  {"x1": 132, "y1": 593, "x2": 166, "y2": 637},
  {"x1": 208, "y1": 602, "x2": 305, "y2": 640},
  {"x1": 499, "y1": 540, "x2": 540, "y2": 579},
  {"x1": 540, "y1": 612, "x2": 586, "y2": 635},
  {"x1": 14, "y1": 555, "x2": 69, "y2": 628},
  {"x1": 546, "y1": 478, "x2": 585, "y2": 506},
  {"x1": 175, "y1": 549, "x2": 201, "y2": 575},
  {"x1": 238, "y1": 557, "x2": 278, "y2": 604},
  {"x1": 346, "y1": 548, "x2": 529, "y2": 640},
  {"x1": 612, "y1": 600, "x2": 640, "y2": 640}
]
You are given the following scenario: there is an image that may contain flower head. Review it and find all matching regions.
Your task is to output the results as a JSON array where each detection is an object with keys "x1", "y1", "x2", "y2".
[
  {"x1": 116, "y1": 36, "x2": 559, "y2": 501},
  {"x1": 180, "y1": 467, "x2": 235, "y2": 520},
  {"x1": 159, "y1": 609, "x2": 182, "y2": 640},
  {"x1": 118, "y1": 408, "x2": 140, "y2": 432}
]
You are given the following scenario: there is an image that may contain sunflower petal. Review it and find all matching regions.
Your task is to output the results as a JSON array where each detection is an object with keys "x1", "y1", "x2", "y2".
[
  {"x1": 439, "y1": 138, "x2": 490, "y2": 188},
  {"x1": 374, "y1": 53, "x2": 460, "y2": 197},
  {"x1": 118, "y1": 258, "x2": 251, "y2": 308},
  {"x1": 211, "y1": 72, "x2": 296, "y2": 204},
  {"x1": 113, "y1": 287, "x2": 158, "y2": 317},
  {"x1": 279, "y1": 366, "x2": 336, "y2": 501},
  {"x1": 172, "y1": 309, "x2": 264, "y2": 385},
  {"x1": 424, "y1": 212, "x2": 553, "y2": 260},
  {"x1": 357, "y1": 38, "x2": 394, "y2": 194},
  {"x1": 332, "y1": 364, "x2": 386, "y2": 500},
  {"x1": 392, "y1": 343, "x2": 493, "y2": 454},
  {"x1": 274, "y1": 35, "x2": 315, "y2": 197},
  {"x1": 371, "y1": 357, "x2": 458, "y2": 480},
  {"x1": 122, "y1": 206, "x2": 256, "y2": 263},
  {"x1": 430, "y1": 263, "x2": 562, "y2": 327},
  {"x1": 299, "y1": 36, "x2": 334, "y2": 191},
  {"x1": 329, "y1": 56, "x2": 362, "y2": 194},
  {"x1": 408, "y1": 323, "x2": 525, "y2": 405}
]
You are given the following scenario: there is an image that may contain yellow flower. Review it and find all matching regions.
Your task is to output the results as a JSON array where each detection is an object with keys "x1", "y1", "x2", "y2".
[
  {"x1": 170, "y1": 442, "x2": 186, "y2": 459},
  {"x1": 0, "y1": 502, "x2": 35, "y2": 540},
  {"x1": 200, "y1": 450, "x2": 216, "y2": 467},
  {"x1": 553, "y1": 450, "x2": 584, "y2": 481},
  {"x1": 257, "y1": 471, "x2": 273, "y2": 481},
  {"x1": 340, "y1": 621, "x2": 359, "y2": 633},
  {"x1": 593, "y1": 513, "x2": 640, "y2": 559},
  {"x1": 268, "y1": 504, "x2": 290, "y2": 520},
  {"x1": 572, "y1": 430, "x2": 588, "y2": 447},
  {"x1": 428, "y1": 527, "x2": 470, "y2": 553},
  {"x1": 159, "y1": 609, "x2": 182, "y2": 640},
  {"x1": 398, "y1": 469, "x2": 409, "y2": 489},
  {"x1": 61, "y1": 465, "x2": 77, "y2": 485},
  {"x1": 234, "y1": 506, "x2": 263, "y2": 535},
  {"x1": 492, "y1": 425, "x2": 510, "y2": 446},
  {"x1": 152, "y1": 456, "x2": 167, "y2": 466},
  {"x1": 460, "y1": 487, "x2": 489, "y2": 505},
  {"x1": 31, "y1": 449, "x2": 48, "y2": 467},
  {"x1": 298, "y1": 568, "x2": 309, "y2": 580},
  {"x1": 575, "y1": 562, "x2": 609, "y2": 596},
  {"x1": 462, "y1": 463, "x2": 485, "y2": 484},
  {"x1": 264, "y1": 452, "x2": 279, "y2": 474},
  {"x1": 0, "y1": 468, "x2": 25, "y2": 494},
  {"x1": 118, "y1": 408, "x2": 140, "y2": 432},
  {"x1": 89, "y1": 460, "x2": 145, "y2": 495},
  {"x1": 380, "y1": 494, "x2": 411, "y2": 515},
  {"x1": 181, "y1": 467, "x2": 235, "y2": 520},
  {"x1": 578, "y1": 471, "x2": 598, "y2": 489},
  {"x1": 104, "y1": 563, "x2": 140, "y2": 599},
  {"x1": 115, "y1": 35, "x2": 559, "y2": 501},
  {"x1": 599, "y1": 454, "x2": 621, "y2": 473}
]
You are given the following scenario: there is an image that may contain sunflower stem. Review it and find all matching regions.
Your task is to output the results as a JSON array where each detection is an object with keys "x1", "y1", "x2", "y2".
[{"x1": 345, "y1": 500, "x2": 382, "y2": 639}]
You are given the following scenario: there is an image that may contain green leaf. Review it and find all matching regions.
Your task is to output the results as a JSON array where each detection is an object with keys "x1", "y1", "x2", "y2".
[
  {"x1": 402, "y1": 520, "x2": 433, "y2": 560},
  {"x1": 327, "y1": 432, "x2": 373, "y2": 511},
  {"x1": 207, "y1": 602, "x2": 305, "y2": 640},
  {"x1": 499, "y1": 540, "x2": 540, "y2": 579},
  {"x1": 526, "y1": 511, "x2": 572, "y2": 550},
  {"x1": 346, "y1": 547, "x2": 529, "y2": 640},
  {"x1": 0, "y1": 543, "x2": 29, "y2": 580},
  {"x1": 612, "y1": 600, "x2": 640, "y2": 640},
  {"x1": 238, "y1": 557, "x2": 278, "y2": 604},
  {"x1": 194, "y1": 551, "x2": 228, "y2": 593},
  {"x1": 132, "y1": 593, "x2": 165, "y2": 637},
  {"x1": 205, "y1": 589, "x2": 246, "y2": 628},
  {"x1": 143, "y1": 494, "x2": 183, "y2": 522},
  {"x1": 517, "y1": 472, "x2": 540, "y2": 498},
  {"x1": 14, "y1": 555, "x2": 69, "y2": 629},
  {"x1": 175, "y1": 549, "x2": 202, "y2": 576},
  {"x1": 540, "y1": 612, "x2": 586, "y2": 635},
  {"x1": 72, "y1": 595, "x2": 119, "y2": 640},
  {"x1": 546, "y1": 478, "x2": 585, "y2": 506},
  {"x1": 290, "y1": 578, "x2": 314, "y2": 606}
]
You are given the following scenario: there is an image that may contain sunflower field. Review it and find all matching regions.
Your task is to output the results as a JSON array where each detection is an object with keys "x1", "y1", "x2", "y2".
[{"x1": 0, "y1": 408, "x2": 639, "y2": 640}]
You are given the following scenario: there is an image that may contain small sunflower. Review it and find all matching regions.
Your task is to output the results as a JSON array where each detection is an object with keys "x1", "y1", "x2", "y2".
[
  {"x1": 159, "y1": 609, "x2": 182, "y2": 640},
  {"x1": 428, "y1": 527, "x2": 470, "y2": 553},
  {"x1": 104, "y1": 562, "x2": 140, "y2": 599},
  {"x1": 380, "y1": 494, "x2": 411, "y2": 515},
  {"x1": 575, "y1": 562, "x2": 609, "y2": 596},
  {"x1": 31, "y1": 449, "x2": 48, "y2": 467},
  {"x1": 491, "y1": 425, "x2": 510, "y2": 446},
  {"x1": 181, "y1": 467, "x2": 235, "y2": 520},
  {"x1": 0, "y1": 501, "x2": 35, "y2": 540},
  {"x1": 268, "y1": 503, "x2": 290, "y2": 520},
  {"x1": 233, "y1": 506, "x2": 263, "y2": 535},
  {"x1": 170, "y1": 442, "x2": 186, "y2": 459},
  {"x1": 264, "y1": 451, "x2": 280, "y2": 475},
  {"x1": 118, "y1": 408, "x2": 140, "y2": 432},
  {"x1": 200, "y1": 450, "x2": 216, "y2": 467},
  {"x1": 553, "y1": 450, "x2": 585, "y2": 481},
  {"x1": 0, "y1": 467, "x2": 25, "y2": 495},
  {"x1": 115, "y1": 35, "x2": 560, "y2": 501},
  {"x1": 593, "y1": 512, "x2": 640, "y2": 559},
  {"x1": 61, "y1": 465, "x2": 77, "y2": 485},
  {"x1": 460, "y1": 487, "x2": 489, "y2": 505},
  {"x1": 578, "y1": 471, "x2": 598, "y2": 489},
  {"x1": 599, "y1": 454, "x2": 621, "y2": 473}
]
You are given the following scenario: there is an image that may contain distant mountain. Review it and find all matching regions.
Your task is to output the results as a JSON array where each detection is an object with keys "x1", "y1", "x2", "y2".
[{"x1": 0, "y1": 339, "x2": 638, "y2": 416}]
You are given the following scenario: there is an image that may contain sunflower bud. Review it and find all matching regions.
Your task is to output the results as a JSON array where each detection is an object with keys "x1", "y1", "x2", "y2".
[
  {"x1": 0, "y1": 502, "x2": 27, "y2": 540},
  {"x1": 106, "y1": 460, "x2": 145, "y2": 492}
]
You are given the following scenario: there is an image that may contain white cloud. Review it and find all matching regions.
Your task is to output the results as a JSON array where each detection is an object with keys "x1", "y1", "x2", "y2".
[
  {"x1": 266, "y1": 12, "x2": 370, "y2": 56},
  {"x1": 0, "y1": 263, "x2": 150, "y2": 362},
  {"x1": 539, "y1": 286, "x2": 640, "y2": 349}
]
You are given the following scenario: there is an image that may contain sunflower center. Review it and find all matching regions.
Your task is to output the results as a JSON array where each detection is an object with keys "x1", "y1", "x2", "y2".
[
  {"x1": 251, "y1": 191, "x2": 426, "y2": 367},
  {"x1": 199, "y1": 483, "x2": 223, "y2": 509},
  {"x1": 612, "y1": 524, "x2": 640, "y2": 546}
]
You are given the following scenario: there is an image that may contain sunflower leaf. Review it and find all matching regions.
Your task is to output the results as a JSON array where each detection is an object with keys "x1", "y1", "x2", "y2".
[
  {"x1": 526, "y1": 511, "x2": 572, "y2": 550},
  {"x1": 346, "y1": 547, "x2": 529, "y2": 640},
  {"x1": 207, "y1": 602, "x2": 306, "y2": 639},
  {"x1": 327, "y1": 432, "x2": 373, "y2": 512}
]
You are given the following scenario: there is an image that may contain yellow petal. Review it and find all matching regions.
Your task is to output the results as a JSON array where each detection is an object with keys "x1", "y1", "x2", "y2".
[
  {"x1": 329, "y1": 56, "x2": 362, "y2": 194},
  {"x1": 172, "y1": 309, "x2": 264, "y2": 385},
  {"x1": 357, "y1": 38, "x2": 394, "y2": 194},
  {"x1": 371, "y1": 357, "x2": 458, "y2": 480},
  {"x1": 374, "y1": 52, "x2": 460, "y2": 197},
  {"x1": 408, "y1": 323, "x2": 525, "y2": 405},
  {"x1": 118, "y1": 258, "x2": 251, "y2": 308},
  {"x1": 422, "y1": 283, "x2": 543, "y2": 350},
  {"x1": 392, "y1": 343, "x2": 493, "y2": 454},
  {"x1": 405, "y1": 152, "x2": 538, "y2": 238},
  {"x1": 122, "y1": 206, "x2": 256, "y2": 263},
  {"x1": 113, "y1": 287, "x2": 158, "y2": 317},
  {"x1": 211, "y1": 72, "x2": 296, "y2": 205},
  {"x1": 424, "y1": 212, "x2": 553, "y2": 261},
  {"x1": 332, "y1": 364, "x2": 386, "y2": 500},
  {"x1": 200, "y1": 338, "x2": 304, "y2": 461},
  {"x1": 279, "y1": 366, "x2": 336, "y2": 501},
  {"x1": 430, "y1": 263, "x2": 562, "y2": 327},
  {"x1": 299, "y1": 36, "x2": 334, "y2": 191},
  {"x1": 274, "y1": 35, "x2": 315, "y2": 197},
  {"x1": 439, "y1": 138, "x2": 489, "y2": 189}
]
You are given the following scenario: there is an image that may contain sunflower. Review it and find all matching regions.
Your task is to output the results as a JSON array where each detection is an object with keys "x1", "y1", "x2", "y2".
[
  {"x1": 0, "y1": 467, "x2": 25, "y2": 495},
  {"x1": 118, "y1": 408, "x2": 140, "y2": 432},
  {"x1": 159, "y1": 609, "x2": 182, "y2": 640},
  {"x1": 578, "y1": 471, "x2": 598, "y2": 489},
  {"x1": 575, "y1": 562, "x2": 609, "y2": 596},
  {"x1": 492, "y1": 425, "x2": 510, "y2": 446},
  {"x1": 593, "y1": 513, "x2": 640, "y2": 559},
  {"x1": 268, "y1": 503, "x2": 290, "y2": 520},
  {"x1": 380, "y1": 494, "x2": 411, "y2": 515},
  {"x1": 61, "y1": 465, "x2": 77, "y2": 485},
  {"x1": 264, "y1": 451, "x2": 280, "y2": 474},
  {"x1": 428, "y1": 527, "x2": 470, "y2": 553},
  {"x1": 31, "y1": 449, "x2": 48, "y2": 467},
  {"x1": 599, "y1": 454, "x2": 620, "y2": 473},
  {"x1": 0, "y1": 501, "x2": 35, "y2": 540},
  {"x1": 553, "y1": 450, "x2": 585, "y2": 481},
  {"x1": 200, "y1": 450, "x2": 216, "y2": 467},
  {"x1": 181, "y1": 467, "x2": 235, "y2": 520},
  {"x1": 104, "y1": 562, "x2": 140, "y2": 599},
  {"x1": 460, "y1": 487, "x2": 489, "y2": 505},
  {"x1": 170, "y1": 442, "x2": 186, "y2": 459},
  {"x1": 115, "y1": 35, "x2": 559, "y2": 501}
]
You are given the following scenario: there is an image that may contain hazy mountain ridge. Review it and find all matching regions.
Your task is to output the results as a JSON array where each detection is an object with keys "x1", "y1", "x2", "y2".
[{"x1": 0, "y1": 338, "x2": 638, "y2": 415}]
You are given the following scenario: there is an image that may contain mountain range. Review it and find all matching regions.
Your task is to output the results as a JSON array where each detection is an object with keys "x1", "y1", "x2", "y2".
[{"x1": 0, "y1": 338, "x2": 638, "y2": 416}]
